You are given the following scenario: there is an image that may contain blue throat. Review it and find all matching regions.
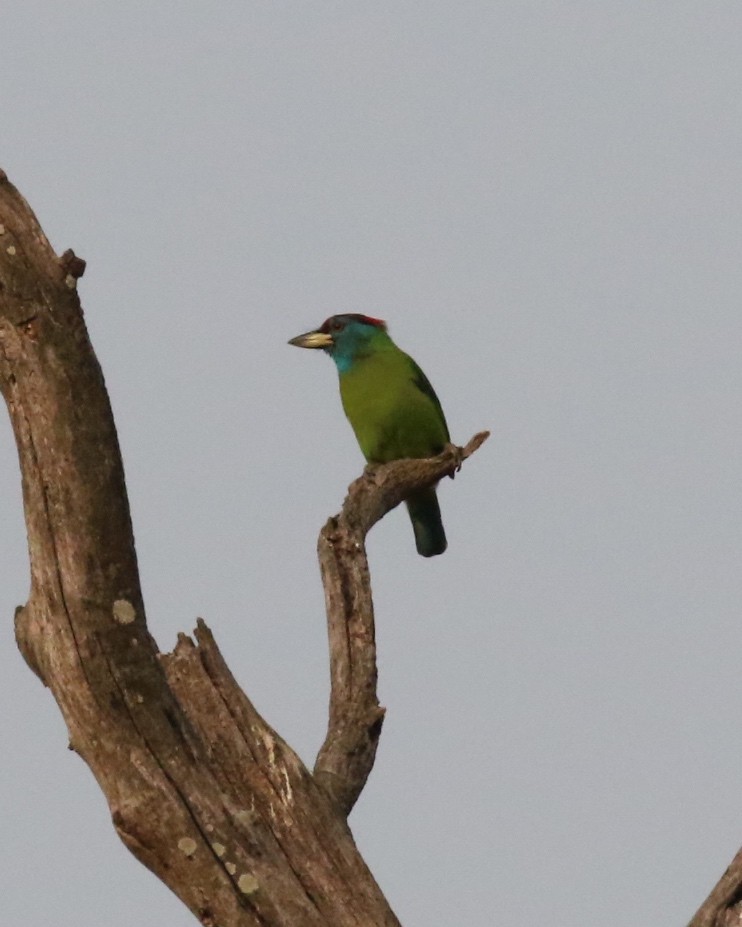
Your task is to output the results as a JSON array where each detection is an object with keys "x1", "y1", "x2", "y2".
[
  {"x1": 331, "y1": 351, "x2": 354, "y2": 374},
  {"x1": 325, "y1": 319, "x2": 385, "y2": 374}
]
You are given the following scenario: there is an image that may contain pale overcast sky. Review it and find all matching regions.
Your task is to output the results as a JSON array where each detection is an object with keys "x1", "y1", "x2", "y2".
[{"x1": 2, "y1": 4, "x2": 742, "y2": 925}]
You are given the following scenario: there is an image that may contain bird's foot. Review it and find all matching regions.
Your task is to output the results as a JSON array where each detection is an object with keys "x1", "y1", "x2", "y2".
[{"x1": 444, "y1": 443, "x2": 464, "y2": 478}]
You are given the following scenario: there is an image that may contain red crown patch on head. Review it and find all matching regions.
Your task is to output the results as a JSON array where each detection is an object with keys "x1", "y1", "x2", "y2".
[
  {"x1": 356, "y1": 314, "x2": 386, "y2": 328},
  {"x1": 319, "y1": 313, "x2": 388, "y2": 333}
]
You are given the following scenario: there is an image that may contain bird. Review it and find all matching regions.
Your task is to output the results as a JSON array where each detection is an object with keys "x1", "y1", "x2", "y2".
[{"x1": 289, "y1": 313, "x2": 450, "y2": 557}]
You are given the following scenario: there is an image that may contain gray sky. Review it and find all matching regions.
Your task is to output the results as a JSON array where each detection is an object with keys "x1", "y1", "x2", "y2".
[{"x1": 1, "y1": 3, "x2": 741, "y2": 925}]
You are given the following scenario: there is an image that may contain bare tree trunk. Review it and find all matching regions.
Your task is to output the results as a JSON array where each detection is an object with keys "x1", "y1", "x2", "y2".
[{"x1": 0, "y1": 170, "x2": 487, "y2": 926}]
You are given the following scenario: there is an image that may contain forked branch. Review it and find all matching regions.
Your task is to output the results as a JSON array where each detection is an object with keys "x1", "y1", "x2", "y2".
[
  {"x1": 3, "y1": 167, "x2": 733, "y2": 927},
  {"x1": 0, "y1": 166, "x2": 487, "y2": 925},
  {"x1": 0, "y1": 170, "x2": 399, "y2": 926}
]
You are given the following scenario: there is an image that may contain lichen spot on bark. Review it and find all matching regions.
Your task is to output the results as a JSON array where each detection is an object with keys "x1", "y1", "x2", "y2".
[
  {"x1": 64, "y1": 274, "x2": 77, "y2": 289},
  {"x1": 6, "y1": 245, "x2": 16, "y2": 255},
  {"x1": 212, "y1": 842, "x2": 226, "y2": 857},
  {"x1": 238, "y1": 874, "x2": 259, "y2": 895},
  {"x1": 178, "y1": 837, "x2": 198, "y2": 857},
  {"x1": 225, "y1": 862, "x2": 237, "y2": 875},
  {"x1": 113, "y1": 599, "x2": 136, "y2": 624}
]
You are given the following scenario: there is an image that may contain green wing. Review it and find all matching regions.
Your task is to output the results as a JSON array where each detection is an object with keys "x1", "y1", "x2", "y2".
[
  {"x1": 339, "y1": 345, "x2": 450, "y2": 462},
  {"x1": 409, "y1": 358, "x2": 450, "y2": 443}
]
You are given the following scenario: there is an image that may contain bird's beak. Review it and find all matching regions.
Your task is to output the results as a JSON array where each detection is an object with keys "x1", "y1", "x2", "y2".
[{"x1": 288, "y1": 329, "x2": 334, "y2": 349}]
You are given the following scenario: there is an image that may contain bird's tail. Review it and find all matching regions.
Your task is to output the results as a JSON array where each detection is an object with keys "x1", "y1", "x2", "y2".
[{"x1": 406, "y1": 487, "x2": 447, "y2": 557}]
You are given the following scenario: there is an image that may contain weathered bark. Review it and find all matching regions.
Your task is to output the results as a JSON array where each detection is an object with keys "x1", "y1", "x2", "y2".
[
  {"x1": 689, "y1": 848, "x2": 742, "y2": 927},
  {"x1": 0, "y1": 170, "x2": 487, "y2": 925},
  {"x1": 313, "y1": 433, "x2": 487, "y2": 815}
]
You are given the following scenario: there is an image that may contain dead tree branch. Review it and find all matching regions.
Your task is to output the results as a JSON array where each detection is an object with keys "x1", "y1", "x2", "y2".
[
  {"x1": 314, "y1": 433, "x2": 489, "y2": 814},
  {"x1": 0, "y1": 169, "x2": 487, "y2": 925},
  {"x1": 688, "y1": 847, "x2": 742, "y2": 926}
]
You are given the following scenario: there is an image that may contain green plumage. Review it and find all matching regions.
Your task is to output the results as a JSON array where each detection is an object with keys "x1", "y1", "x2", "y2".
[{"x1": 289, "y1": 314, "x2": 450, "y2": 557}]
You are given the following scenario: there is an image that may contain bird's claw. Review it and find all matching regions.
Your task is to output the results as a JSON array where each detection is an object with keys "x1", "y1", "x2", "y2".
[{"x1": 445, "y1": 443, "x2": 464, "y2": 478}]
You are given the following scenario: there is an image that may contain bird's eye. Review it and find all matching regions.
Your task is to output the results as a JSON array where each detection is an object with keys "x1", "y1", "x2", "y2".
[{"x1": 331, "y1": 320, "x2": 344, "y2": 332}]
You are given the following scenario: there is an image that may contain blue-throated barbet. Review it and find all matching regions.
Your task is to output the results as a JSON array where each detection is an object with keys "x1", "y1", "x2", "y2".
[{"x1": 289, "y1": 314, "x2": 450, "y2": 557}]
